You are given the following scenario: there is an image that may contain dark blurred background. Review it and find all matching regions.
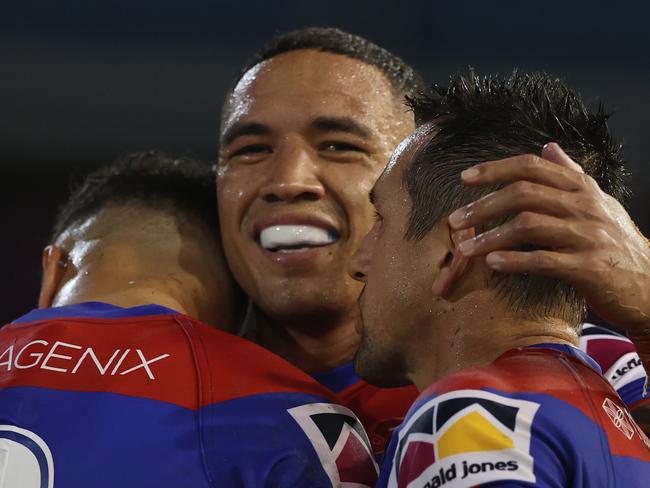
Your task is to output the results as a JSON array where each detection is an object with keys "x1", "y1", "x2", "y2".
[{"x1": 1, "y1": 0, "x2": 649, "y2": 323}]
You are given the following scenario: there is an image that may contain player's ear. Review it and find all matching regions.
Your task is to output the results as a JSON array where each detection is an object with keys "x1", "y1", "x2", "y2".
[
  {"x1": 38, "y1": 245, "x2": 69, "y2": 308},
  {"x1": 431, "y1": 226, "x2": 475, "y2": 297}
]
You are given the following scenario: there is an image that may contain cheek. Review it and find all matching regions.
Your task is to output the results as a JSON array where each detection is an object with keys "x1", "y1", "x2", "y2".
[
  {"x1": 374, "y1": 240, "x2": 419, "y2": 310},
  {"x1": 217, "y1": 166, "x2": 258, "y2": 230},
  {"x1": 335, "y1": 166, "x2": 384, "y2": 237}
]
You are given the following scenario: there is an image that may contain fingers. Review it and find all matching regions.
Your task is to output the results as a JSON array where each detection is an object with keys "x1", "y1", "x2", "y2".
[
  {"x1": 460, "y1": 153, "x2": 590, "y2": 192},
  {"x1": 456, "y1": 213, "x2": 590, "y2": 257},
  {"x1": 542, "y1": 142, "x2": 585, "y2": 173},
  {"x1": 484, "y1": 249, "x2": 579, "y2": 281},
  {"x1": 449, "y1": 181, "x2": 577, "y2": 230}
]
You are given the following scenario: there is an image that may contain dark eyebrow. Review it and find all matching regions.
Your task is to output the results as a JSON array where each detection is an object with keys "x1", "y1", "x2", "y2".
[
  {"x1": 311, "y1": 116, "x2": 372, "y2": 139},
  {"x1": 221, "y1": 122, "x2": 271, "y2": 147}
]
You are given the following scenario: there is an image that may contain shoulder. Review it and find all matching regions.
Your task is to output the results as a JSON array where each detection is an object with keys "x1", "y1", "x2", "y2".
[
  {"x1": 185, "y1": 316, "x2": 338, "y2": 401},
  {"x1": 381, "y1": 349, "x2": 650, "y2": 487},
  {"x1": 579, "y1": 323, "x2": 648, "y2": 409}
]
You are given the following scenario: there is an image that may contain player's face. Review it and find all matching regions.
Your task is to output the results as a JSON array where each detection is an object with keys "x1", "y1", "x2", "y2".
[
  {"x1": 349, "y1": 127, "x2": 447, "y2": 386},
  {"x1": 217, "y1": 50, "x2": 414, "y2": 324}
]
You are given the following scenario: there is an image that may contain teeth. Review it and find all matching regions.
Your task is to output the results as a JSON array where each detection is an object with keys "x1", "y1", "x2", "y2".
[{"x1": 260, "y1": 225, "x2": 338, "y2": 250}]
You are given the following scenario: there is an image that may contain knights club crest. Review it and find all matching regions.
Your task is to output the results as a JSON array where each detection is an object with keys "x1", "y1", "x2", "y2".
[{"x1": 288, "y1": 403, "x2": 379, "y2": 487}]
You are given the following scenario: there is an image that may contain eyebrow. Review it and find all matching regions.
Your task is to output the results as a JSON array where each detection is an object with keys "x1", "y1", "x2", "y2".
[
  {"x1": 311, "y1": 116, "x2": 372, "y2": 139},
  {"x1": 221, "y1": 121, "x2": 271, "y2": 147}
]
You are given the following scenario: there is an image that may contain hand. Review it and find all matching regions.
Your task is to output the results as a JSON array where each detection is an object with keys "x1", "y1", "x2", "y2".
[{"x1": 447, "y1": 143, "x2": 650, "y2": 339}]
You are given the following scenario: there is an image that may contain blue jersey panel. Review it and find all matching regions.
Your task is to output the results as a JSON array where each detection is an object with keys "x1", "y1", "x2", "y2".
[
  {"x1": 0, "y1": 386, "x2": 373, "y2": 487},
  {"x1": 0, "y1": 386, "x2": 207, "y2": 488}
]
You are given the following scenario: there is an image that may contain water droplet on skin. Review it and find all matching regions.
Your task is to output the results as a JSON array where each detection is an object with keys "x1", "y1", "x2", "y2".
[{"x1": 128, "y1": 281, "x2": 135, "y2": 285}]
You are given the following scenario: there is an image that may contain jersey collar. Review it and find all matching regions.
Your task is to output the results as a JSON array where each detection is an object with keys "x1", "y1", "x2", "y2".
[
  {"x1": 311, "y1": 362, "x2": 361, "y2": 393},
  {"x1": 526, "y1": 342, "x2": 602, "y2": 374},
  {"x1": 12, "y1": 301, "x2": 180, "y2": 324}
]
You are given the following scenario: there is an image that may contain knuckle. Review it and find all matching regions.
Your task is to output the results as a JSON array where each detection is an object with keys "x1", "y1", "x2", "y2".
[
  {"x1": 513, "y1": 211, "x2": 538, "y2": 231},
  {"x1": 593, "y1": 227, "x2": 616, "y2": 247},
  {"x1": 586, "y1": 254, "x2": 606, "y2": 273},
  {"x1": 511, "y1": 180, "x2": 535, "y2": 196},
  {"x1": 522, "y1": 154, "x2": 542, "y2": 170},
  {"x1": 580, "y1": 199, "x2": 607, "y2": 222},
  {"x1": 579, "y1": 172, "x2": 598, "y2": 189}
]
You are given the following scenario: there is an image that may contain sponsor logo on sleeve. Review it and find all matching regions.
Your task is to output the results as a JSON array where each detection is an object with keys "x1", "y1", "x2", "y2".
[
  {"x1": 0, "y1": 425, "x2": 53, "y2": 488},
  {"x1": 602, "y1": 397, "x2": 635, "y2": 440},
  {"x1": 288, "y1": 403, "x2": 379, "y2": 488},
  {"x1": 602, "y1": 397, "x2": 650, "y2": 449},
  {"x1": 606, "y1": 353, "x2": 645, "y2": 388},
  {"x1": 0, "y1": 340, "x2": 170, "y2": 380},
  {"x1": 388, "y1": 390, "x2": 539, "y2": 488}
]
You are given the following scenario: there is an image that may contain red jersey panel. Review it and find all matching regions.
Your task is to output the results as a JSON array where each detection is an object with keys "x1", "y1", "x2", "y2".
[
  {"x1": 379, "y1": 344, "x2": 650, "y2": 487},
  {"x1": 0, "y1": 302, "x2": 378, "y2": 487}
]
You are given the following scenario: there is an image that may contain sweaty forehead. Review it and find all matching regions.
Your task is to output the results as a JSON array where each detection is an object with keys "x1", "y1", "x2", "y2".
[
  {"x1": 377, "y1": 123, "x2": 436, "y2": 192},
  {"x1": 223, "y1": 49, "x2": 403, "y2": 134}
]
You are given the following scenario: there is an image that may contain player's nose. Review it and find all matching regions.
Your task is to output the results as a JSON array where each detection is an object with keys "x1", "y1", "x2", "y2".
[{"x1": 260, "y1": 140, "x2": 325, "y2": 203}]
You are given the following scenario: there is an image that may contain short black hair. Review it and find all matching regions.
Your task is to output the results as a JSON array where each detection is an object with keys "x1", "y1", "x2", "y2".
[
  {"x1": 403, "y1": 69, "x2": 627, "y2": 325},
  {"x1": 51, "y1": 150, "x2": 218, "y2": 242},
  {"x1": 224, "y1": 26, "x2": 425, "y2": 107}
]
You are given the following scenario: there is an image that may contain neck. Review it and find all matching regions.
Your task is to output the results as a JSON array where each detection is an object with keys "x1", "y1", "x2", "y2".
[
  {"x1": 52, "y1": 266, "x2": 209, "y2": 322},
  {"x1": 410, "y1": 293, "x2": 579, "y2": 391},
  {"x1": 248, "y1": 308, "x2": 361, "y2": 374},
  {"x1": 54, "y1": 285, "x2": 192, "y2": 316}
]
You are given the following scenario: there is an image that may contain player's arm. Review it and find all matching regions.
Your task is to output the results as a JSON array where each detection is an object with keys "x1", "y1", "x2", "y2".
[
  {"x1": 447, "y1": 143, "x2": 650, "y2": 372},
  {"x1": 580, "y1": 325, "x2": 650, "y2": 432}
]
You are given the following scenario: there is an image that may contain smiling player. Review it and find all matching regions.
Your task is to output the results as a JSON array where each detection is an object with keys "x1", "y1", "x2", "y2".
[{"x1": 217, "y1": 27, "x2": 424, "y2": 453}]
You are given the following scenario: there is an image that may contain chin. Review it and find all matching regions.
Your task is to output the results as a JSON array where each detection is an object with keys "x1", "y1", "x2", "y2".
[
  {"x1": 353, "y1": 344, "x2": 411, "y2": 388},
  {"x1": 256, "y1": 292, "x2": 346, "y2": 326},
  {"x1": 258, "y1": 278, "x2": 353, "y2": 314}
]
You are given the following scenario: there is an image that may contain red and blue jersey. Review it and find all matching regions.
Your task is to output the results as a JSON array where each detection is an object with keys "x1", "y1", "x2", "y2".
[
  {"x1": 313, "y1": 362, "x2": 418, "y2": 456},
  {"x1": 310, "y1": 322, "x2": 650, "y2": 458},
  {"x1": 580, "y1": 323, "x2": 649, "y2": 410},
  {"x1": 378, "y1": 344, "x2": 650, "y2": 487},
  {"x1": 0, "y1": 302, "x2": 378, "y2": 487}
]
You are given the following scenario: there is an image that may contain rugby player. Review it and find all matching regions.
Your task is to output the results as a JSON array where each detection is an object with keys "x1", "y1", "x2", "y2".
[
  {"x1": 216, "y1": 26, "x2": 650, "y2": 451},
  {"x1": 349, "y1": 71, "x2": 650, "y2": 486},
  {"x1": 217, "y1": 27, "x2": 424, "y2": 452},
  {"x1": 0, "y1": 152, "x2": 378, "y2": 487}
]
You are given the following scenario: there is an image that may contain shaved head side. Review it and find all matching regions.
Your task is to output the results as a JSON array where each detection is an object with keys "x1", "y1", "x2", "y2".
[
  {"x1": 50, "y1": 151, "x2": 220, "y2": 245},
  {"x1": 55, "y1": 199, "x2": 212, "y2": 252},
  {"x1": 46, "y1": 151, "x2": 244, "y2": 328}
]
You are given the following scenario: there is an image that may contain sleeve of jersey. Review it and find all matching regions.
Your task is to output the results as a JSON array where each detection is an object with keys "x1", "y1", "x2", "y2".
[
  {"x1": 580, "y1": 324, "x2": 649, "y2": 409},
  {"x1": 377, "y1": 388, "x2": 615, "y2": 488}
]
